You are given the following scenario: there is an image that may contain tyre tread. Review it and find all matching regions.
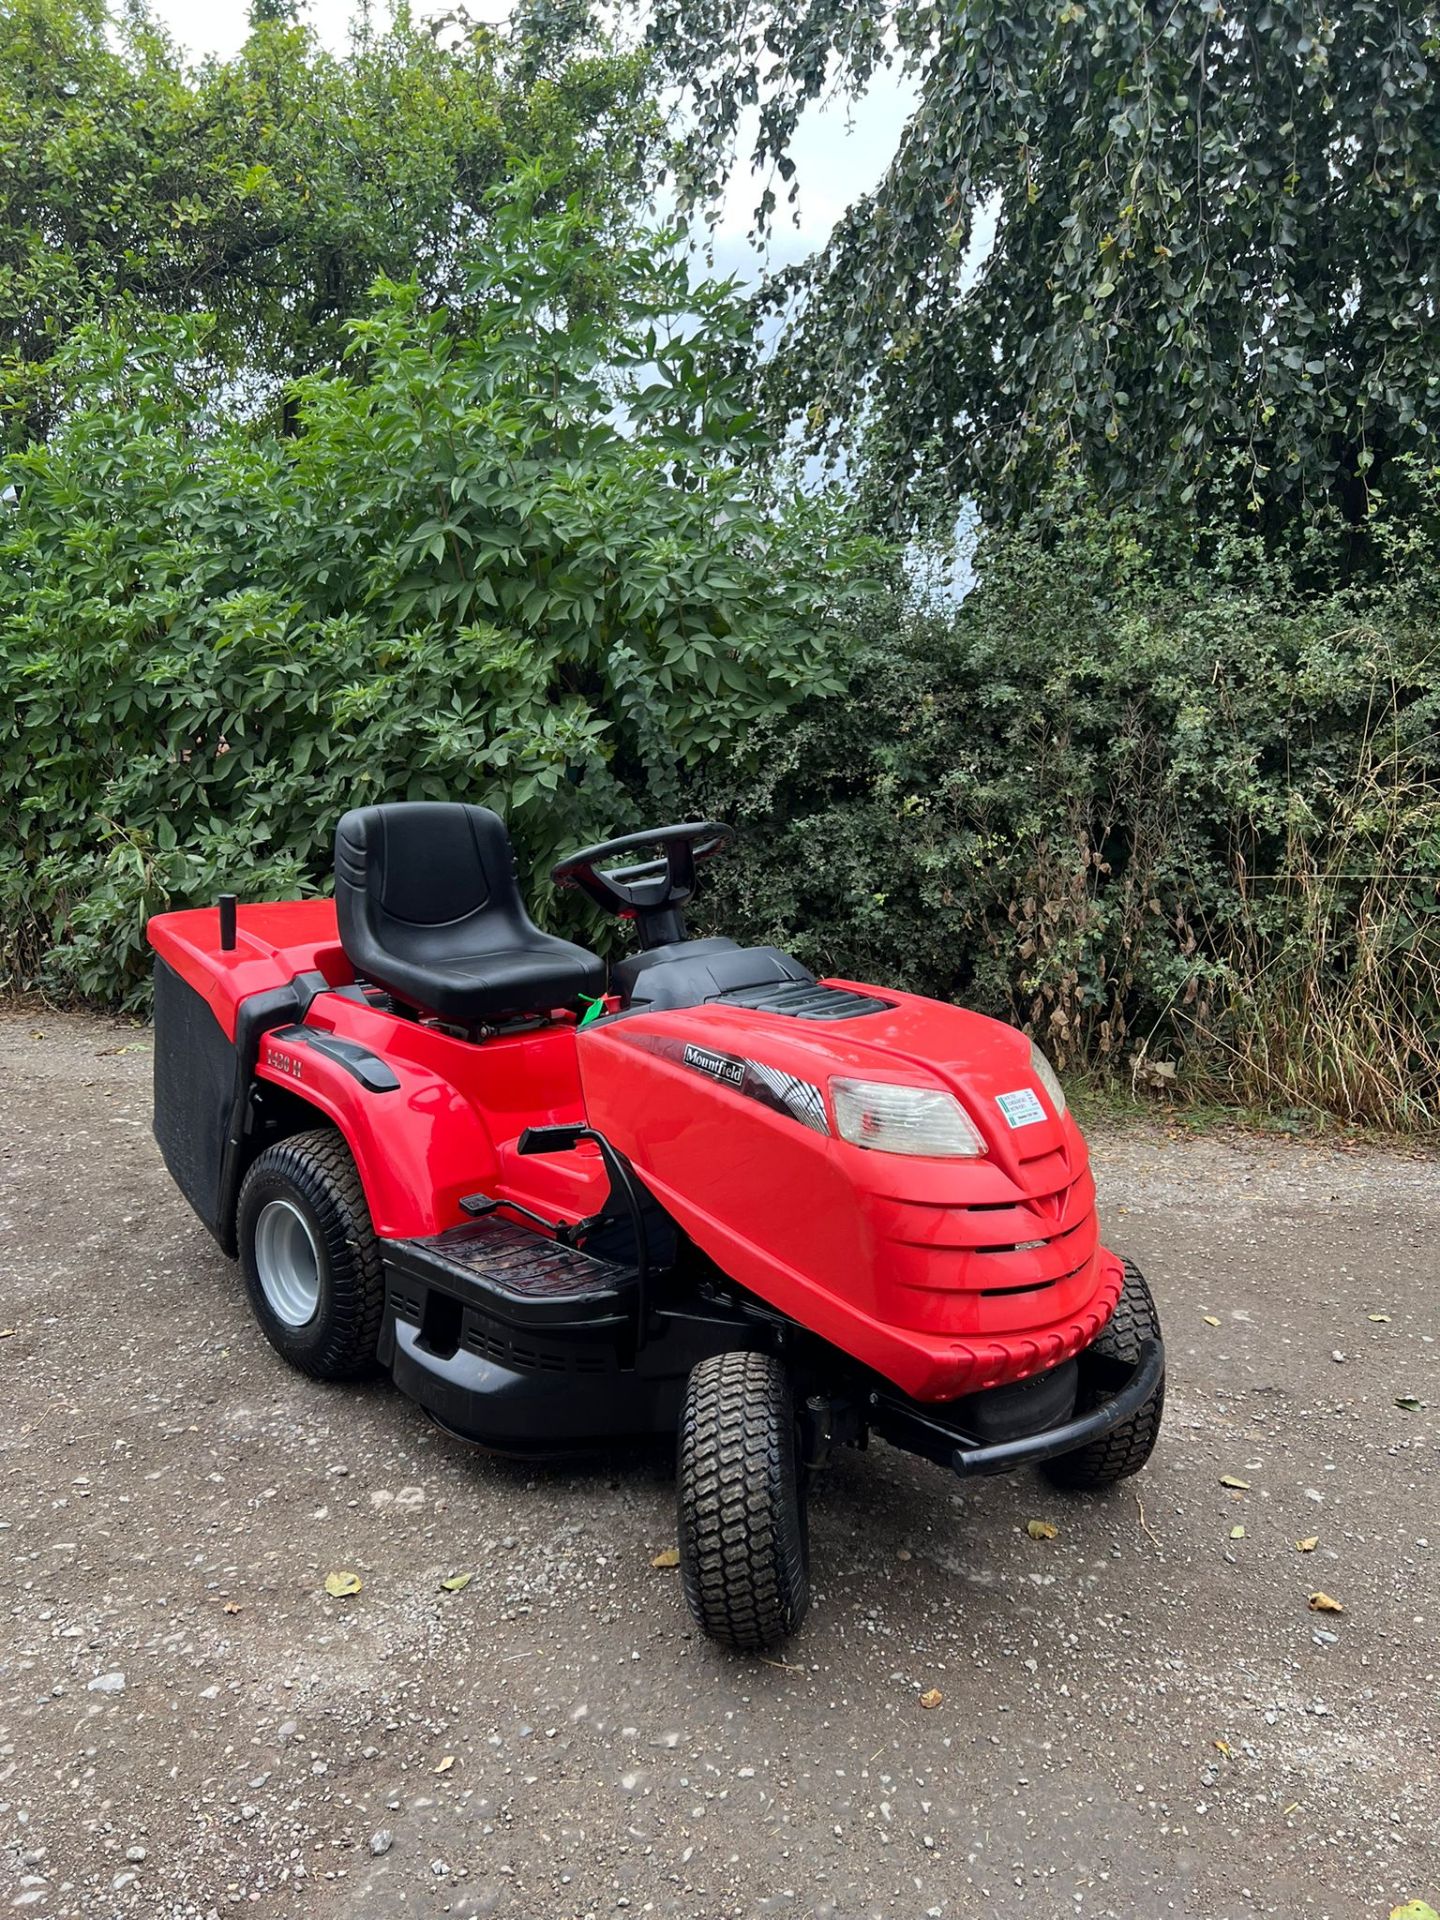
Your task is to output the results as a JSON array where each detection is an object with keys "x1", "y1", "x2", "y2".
[
  {"x1": 237, "y1": 1128, "x2": 384, "y2": 1381},
  {"x1": 1043, "y1": 1259, "x2": 1164, "y2": 1490},
  {"x1": 677, "y1": 1351, "x2": 809, "y2": 1652}
]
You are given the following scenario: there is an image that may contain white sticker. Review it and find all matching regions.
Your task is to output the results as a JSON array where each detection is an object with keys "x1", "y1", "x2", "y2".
[{"x1": 996, "y1": 1086, "x2": 1047, "y2": 1129}]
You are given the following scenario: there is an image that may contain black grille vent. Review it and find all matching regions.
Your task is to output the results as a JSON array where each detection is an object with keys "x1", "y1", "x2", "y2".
[
  {"x1": 979, "y1": 1252, "x2": 1092, "y2": 1300},
  {"x1": 717, "y1": 979, "x2": 891, "y2": 1020},
  {"x1": 463, "y1": 1324, "x2": 608, "y2": 1376}
]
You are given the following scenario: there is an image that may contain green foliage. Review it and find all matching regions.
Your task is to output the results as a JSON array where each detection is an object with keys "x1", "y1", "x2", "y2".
[
  {"x1": 1, "y1": 0, "x2": 659, "y2": 444},
  {"x1": 0, "y1": 185, "x2": 881, "y2": 1003},
  {"x1": 695, "y1": 500, "x2": 1440, "y2": 1126},
  {"x1": 648, "y1": 0, "x2": 1440, "y2": 548}
]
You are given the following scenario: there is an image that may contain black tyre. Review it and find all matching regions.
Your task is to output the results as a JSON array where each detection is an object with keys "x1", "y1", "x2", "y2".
[
  {"x1": 1043, "y1": 1259, "x2": 1165, "y2": 1490},
  {"x1": 677, "y1": 1350, "x2": 810, "y2": 1652},
  {"x1": 236, "y1": 1129, "x2": 385, "y2": 1381}
]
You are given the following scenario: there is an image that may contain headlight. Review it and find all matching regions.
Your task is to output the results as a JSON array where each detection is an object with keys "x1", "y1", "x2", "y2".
[
  {"x1": 1029, "y1": 1042, "x2": 1067, "y2": 1116},
  {"x1": 831, "y1": 1078, "x2": 986, "y2": 1157}
]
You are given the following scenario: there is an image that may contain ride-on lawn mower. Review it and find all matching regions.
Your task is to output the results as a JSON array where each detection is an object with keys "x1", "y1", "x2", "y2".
[{"x1": 148, "y1": 805, "x2": 1165, "y2": 1650}]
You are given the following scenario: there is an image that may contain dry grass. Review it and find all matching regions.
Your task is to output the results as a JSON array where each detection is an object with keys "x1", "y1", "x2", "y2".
[
  {"x1": 1164, "y1": 707, "x2": 1440, "y2": 1129},
  {"x1": 993, "y1": 685, "x2": 1439, "y2": 1133},
  {"x1": 1200, "y1": 774, "x2": 1439, "y2": 1128}
]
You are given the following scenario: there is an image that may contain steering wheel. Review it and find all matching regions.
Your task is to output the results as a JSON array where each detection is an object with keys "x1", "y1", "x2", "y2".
[{"x1": 551, "y1": 821, "x2": 734, "y2": 922}]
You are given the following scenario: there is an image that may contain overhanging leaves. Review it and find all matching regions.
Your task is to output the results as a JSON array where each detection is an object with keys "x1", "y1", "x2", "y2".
[{"x1": 646, "y1": 0, "x2": 1440, "y2": 546}]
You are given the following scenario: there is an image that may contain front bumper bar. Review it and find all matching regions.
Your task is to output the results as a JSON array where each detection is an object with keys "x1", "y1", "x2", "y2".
[{"x1": 871, "y1": 1337, "x2": 1165, "y2": 1480}]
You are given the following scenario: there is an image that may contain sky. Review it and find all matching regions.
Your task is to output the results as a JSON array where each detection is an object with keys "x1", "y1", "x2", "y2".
[{"x1": 144, "y1": 0, "x2": 917, "y2": 290}]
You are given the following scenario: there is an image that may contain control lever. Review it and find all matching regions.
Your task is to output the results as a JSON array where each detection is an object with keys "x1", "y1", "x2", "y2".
[
  {"x1": 459, "y1": 1193, "x2": 560, "y2": 1235},
  {"x1": 512, "y1": 1124, "x2": 654, "y2": 1353},
  {"x1": 459, "y1": 1187, "x2": 602, "y2": 1248}
]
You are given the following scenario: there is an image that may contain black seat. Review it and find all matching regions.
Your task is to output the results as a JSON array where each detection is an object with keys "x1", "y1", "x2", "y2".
[{"x1": 334, "y1": 803, "x2": 604, "y2": 1025}]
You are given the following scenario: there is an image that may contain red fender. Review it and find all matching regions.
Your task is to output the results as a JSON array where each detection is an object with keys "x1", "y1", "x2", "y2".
[{"x1": 255, "y1": 1030, "x2": 499, "y2": 1240}]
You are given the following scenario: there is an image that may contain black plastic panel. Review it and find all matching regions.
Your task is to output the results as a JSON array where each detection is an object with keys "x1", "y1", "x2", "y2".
[
  {"x1": 609, "y1": 938, "x2": 890, "y2": 1020},
  {"x1": 609, "y1": 941, "x2": 813, "y2": 1015},
  {"x1": 379, "y1": 1281, "x2": 757, "y2": 1452},
  {"x1": 152, "y1": 959, "x2": 305, "y2": 1252},
  {"x1": 949, "y1": 1361, "x2": 1079, "y2": 1442},
  {"x1": 152, "y1": 958, "x2": 236, "y2": 1238},
  {"x1": 271, "y1": 1025, "x2": 400, "y2": 1092}
]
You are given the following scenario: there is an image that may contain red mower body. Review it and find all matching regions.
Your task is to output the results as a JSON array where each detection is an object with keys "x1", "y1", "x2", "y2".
[
  {"x1": 146, "y1": 805, "x2": 1165, "y2": 1650},
  {"x1": 581, "y1": 995, "x2": 1122, "y2": 1402},
  {"x1": 149, "y1": 896, "x2": 1121, "y2": 1403}
]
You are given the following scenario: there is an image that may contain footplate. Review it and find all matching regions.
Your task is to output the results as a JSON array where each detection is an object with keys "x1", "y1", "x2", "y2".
[{"x1": 381, "y1": 1216, "x2": 637, "y2": 1336}]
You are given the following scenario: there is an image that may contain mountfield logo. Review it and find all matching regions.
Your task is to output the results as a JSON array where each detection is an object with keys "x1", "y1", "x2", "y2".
[{"x1": 683, "y1": 1043, "x2": 746, "y2": 1089}]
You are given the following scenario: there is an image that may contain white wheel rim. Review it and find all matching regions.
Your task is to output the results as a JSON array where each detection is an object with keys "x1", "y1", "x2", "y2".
[{"x1": 253, "y1": 1199, "x2": 322, "y2": 1328}]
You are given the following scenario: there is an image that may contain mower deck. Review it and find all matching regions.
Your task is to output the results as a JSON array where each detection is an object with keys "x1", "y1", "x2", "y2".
[{"x1": 377, "y1": 1209, "x2": 754, "y2": 1453}]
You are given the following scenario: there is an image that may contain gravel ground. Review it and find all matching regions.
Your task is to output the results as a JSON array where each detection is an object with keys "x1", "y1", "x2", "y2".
[{"x1": 1, "y1": 1006, "x2": 1437, "y2": 1920}]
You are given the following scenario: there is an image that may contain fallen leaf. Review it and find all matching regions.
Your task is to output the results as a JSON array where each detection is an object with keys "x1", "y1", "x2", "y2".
[
  {"x1": 1308, "y1": 1591, "x2": 1345, "y2": 1614},
  {"x1": 650, "y1": 1547, "x2": 680, "y2": 1569},
  {"x1": 1390, "y1": 1905, "x2": 1440, "y2": 1920},
  {"x1": 1296, "y1": 1537, "x2": 1319, "y2": 1553},
  {"x1": 1219, "y1": 1475, "x2": 1250, "y2": 1490},
  {"x1": 439, "y1": 1572, "x2": 472, "y2": 1592},
  {"x1": 1368, "y1": 1313, "x2": 1391, "y2": 1323},
  {"x1": 433, "y1": 1754, "x2": 455, "y2": 1774},
  {"x1": 222, "y1": 1601, "x2": 243, "y2": 1615},
  {"x1": 1025, "y1": 1519, "x2": 1058, "y2": 1541},
  {"x1": 918, "y1": 1688, "x2": 943, "y2": 1710},
  {"x1": 1395, "y1": 1396, "x2": 1427, "y2": 1413},
  {"x1": 1202, "y1": 1315, "x2": 1221, "y2": 1327},
  {"x1": 1230, "y1": 1525, "x2": 1245, "y2": 1539},
  {"x1": 323, "y1": 1570, "x2": 362, "y2": 1598},
  {"x1": 1213, "y1": 1738, "x2": 1231, "y2": 1757}
]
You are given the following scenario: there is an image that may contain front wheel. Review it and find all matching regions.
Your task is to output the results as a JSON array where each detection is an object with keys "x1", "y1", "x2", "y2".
[
  {"x1": 1043, "y1": 1258, "x2": 1165, "y2": 1490},
  {"x1": 677, "y1": 1350, "x2": 810, "y2": 1652},
  {"x1": 236, "y1": 1129, "x2": 385, "y2": 1381}
]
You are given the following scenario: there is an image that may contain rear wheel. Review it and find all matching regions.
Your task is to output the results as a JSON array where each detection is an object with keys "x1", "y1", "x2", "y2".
[
  {"x1": 237, "y1": 1129, "x2": 385, "y2": 1381},
  {"x1": 677, "y1": 1351, "x2": 810, "y2": 1652},
  {"x1": 1043, "y1": 1258, "x2": 1165, "y2": 1490}
]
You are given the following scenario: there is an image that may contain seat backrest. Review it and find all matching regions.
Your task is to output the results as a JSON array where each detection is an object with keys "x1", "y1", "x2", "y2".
[{"x1": 334, "y1": 802, "x2": 534, "y2": 969}]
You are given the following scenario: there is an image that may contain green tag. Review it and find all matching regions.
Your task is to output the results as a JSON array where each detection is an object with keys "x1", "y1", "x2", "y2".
[{"x1": 578, "y1": 994, "x2": 606, "y2": 1028}]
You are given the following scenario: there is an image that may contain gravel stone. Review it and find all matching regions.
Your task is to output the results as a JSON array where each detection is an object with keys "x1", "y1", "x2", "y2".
[{"x1": 2, "y1": 1006, "x2": 1437, "y2": 1920}]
